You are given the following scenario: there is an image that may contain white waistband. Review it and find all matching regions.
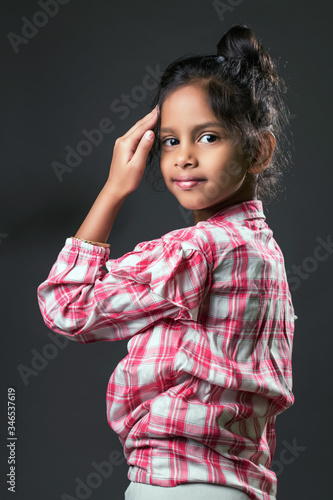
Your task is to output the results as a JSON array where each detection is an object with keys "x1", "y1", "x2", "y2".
[{"x1": 124, "y1": 481, "x2": 251, "y2": 500}]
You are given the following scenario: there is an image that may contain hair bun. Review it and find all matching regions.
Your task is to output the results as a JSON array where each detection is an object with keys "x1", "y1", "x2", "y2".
[{"x1": 216, "y1": 24, "x2": 276, "y2": 79}]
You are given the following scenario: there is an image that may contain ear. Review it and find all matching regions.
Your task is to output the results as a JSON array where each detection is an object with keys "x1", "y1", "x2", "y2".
[{"x1": 248, "y1": 131, "x2": 276, "y2": 174}]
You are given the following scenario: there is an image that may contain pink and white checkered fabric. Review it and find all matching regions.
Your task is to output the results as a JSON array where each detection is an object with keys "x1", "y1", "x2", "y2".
[{"x1": 37, "y1": 200, "x2": 296, "y2": 500}]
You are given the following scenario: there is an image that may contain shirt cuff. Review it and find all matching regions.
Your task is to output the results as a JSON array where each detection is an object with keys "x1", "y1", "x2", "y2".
[{"x1": 65, "y1": 237, "x2": 111, "y2": 258}]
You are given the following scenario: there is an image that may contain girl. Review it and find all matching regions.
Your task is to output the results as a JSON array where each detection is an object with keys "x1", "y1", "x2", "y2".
[{"x1": 37, "y1": 24, "x2": 296, "y2": 500}]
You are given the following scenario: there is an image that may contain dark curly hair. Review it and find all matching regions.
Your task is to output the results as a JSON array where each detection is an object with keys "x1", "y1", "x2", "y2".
[{"x1": 145, "y1": 24, "x2": 293, "y2": 203}]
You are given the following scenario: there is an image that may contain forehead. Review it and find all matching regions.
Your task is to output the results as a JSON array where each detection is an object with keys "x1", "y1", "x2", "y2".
[{"x1": 160, "y1": 84, "x2": 215, "y2": 123}]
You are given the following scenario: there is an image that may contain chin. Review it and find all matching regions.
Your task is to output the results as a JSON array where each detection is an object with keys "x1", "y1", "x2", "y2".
[{"x1": 174, "y1": 197, "x2": 201, "y2": 210}]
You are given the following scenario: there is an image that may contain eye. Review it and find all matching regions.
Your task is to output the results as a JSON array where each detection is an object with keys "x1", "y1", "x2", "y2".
[
  {"x1": 200, "y1": 134, "x2": 218, "y2": 143},
  {"x1": 160, "y1": 134, "x2": 219, "y2": 147},
  {"x1": 161, "y1": 137, "x2": 179, "y2": 147}
]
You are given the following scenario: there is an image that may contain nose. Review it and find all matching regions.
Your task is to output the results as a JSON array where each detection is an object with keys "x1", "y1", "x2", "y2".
[{"x1": 174, "y1": 141, "x2": 197, "y2": 168}]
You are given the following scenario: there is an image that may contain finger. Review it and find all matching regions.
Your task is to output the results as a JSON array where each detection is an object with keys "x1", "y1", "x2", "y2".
[
  {"x1": 128, "y1": 130, "x2": 155, "y2": 168},
  {"x1": 119, "y1": 116, "x2": 158, "y2": 160},
  {"x1": 121, "y1": 109, "x2": 158, "y2": 140},
  {"x1": 121, "y1": 107, "x2": 159, "y2": 140}
]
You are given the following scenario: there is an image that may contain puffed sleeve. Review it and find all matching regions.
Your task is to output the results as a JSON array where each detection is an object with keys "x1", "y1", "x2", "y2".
[{"x1": 37, "y1": 235, "x2": 213, "y2": 343}]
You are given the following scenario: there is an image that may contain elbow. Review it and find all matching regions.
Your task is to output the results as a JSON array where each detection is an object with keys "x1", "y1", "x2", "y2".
[
  {"x1": 38, "y1": 305, "x2": 87, "y2": 343},
  {"x1": 37, "y1": 286, "x2": 91, "y2": 343}
]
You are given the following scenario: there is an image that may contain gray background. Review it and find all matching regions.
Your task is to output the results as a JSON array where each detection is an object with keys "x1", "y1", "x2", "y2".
[{"x1": 1, "y1": 0, "x2": 332, "y2": 498}]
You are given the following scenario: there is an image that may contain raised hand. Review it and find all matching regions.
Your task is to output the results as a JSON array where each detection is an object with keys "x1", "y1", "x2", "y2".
[{"x1": 107, "y1": 106, "x2": 159, "y2": 197}]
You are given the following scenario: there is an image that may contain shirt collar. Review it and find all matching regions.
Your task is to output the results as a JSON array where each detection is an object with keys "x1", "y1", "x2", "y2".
[{"x1": 204, "y1": 199, "x2": 266, "y2": 224}]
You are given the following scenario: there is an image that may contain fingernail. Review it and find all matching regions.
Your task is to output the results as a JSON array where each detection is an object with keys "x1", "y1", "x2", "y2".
[{"x1": 145, "y1": 131, "x2": 154, "y2": 140}]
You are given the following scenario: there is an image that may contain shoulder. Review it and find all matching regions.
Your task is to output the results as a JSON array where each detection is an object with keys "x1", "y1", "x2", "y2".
[
  {"x1": 193, "y1": 211, "x2": 281, "y2": 271},
  {"x1": 162, "y1": 224, "x2": 214, "y2": 258},
  {"x1": 195, "y1": 208, "x2": 274, "y2": 251},
  {"x1": 159, "y1": 224, "x2": 215, "y2": 257}
]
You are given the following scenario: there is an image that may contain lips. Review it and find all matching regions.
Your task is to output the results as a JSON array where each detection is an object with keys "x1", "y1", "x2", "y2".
[
  {"x1": 173, "y1": 177, "x2": 205, "y2": 181},
  {"x1": 173, "y1": 177, "x2": 206, "y2": 190}
]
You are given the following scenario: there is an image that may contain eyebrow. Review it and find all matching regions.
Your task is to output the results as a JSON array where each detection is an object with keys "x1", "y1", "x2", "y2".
[{"x1": 160, "y1": 122, "x2": 225, "y2": 134}]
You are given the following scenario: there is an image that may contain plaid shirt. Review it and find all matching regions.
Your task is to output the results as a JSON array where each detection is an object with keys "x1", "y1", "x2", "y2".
[{"x1": 37, "y1": 200, "x2": 296, "y2": 500}]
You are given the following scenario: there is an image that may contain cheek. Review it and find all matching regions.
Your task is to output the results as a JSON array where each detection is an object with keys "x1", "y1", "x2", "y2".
[{"x1": 208, "y1": 159, "x2": 246, "y2": 192}]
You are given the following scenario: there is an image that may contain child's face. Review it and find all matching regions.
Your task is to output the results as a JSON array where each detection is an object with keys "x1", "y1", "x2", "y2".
[{"x1": 159, "y1": 84, "x2": 252, "y2": 221}]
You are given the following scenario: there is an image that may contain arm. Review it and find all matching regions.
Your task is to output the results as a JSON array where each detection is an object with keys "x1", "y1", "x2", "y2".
[
  {"x1": 37, "y1": 236, "x2": 211, "y2": 343},
  {"x1": 73, "y1": 183, "x2": 126, "y2": 245}
]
